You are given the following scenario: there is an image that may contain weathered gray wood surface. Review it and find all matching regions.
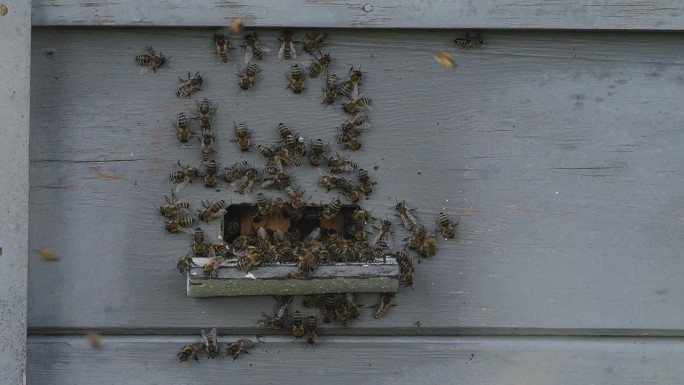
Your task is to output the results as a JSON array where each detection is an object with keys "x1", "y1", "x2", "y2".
[
  {"x1": 0, "y1": 0, "x2": 31, "y2": 383},
  {"x1": 32, "y1": 0, "x2": 684, "y2": 30},
  {"x1": 29, "y1": 28, "x2": 684, "y2": 334},
  {"x1": 27, "y1": 335, "x2": 684, "y2": 384}
]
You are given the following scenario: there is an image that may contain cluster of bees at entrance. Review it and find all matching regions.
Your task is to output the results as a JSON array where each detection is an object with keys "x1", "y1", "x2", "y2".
[{"x1": 141, "y1": 27, "x2": 470, "y2": 358}]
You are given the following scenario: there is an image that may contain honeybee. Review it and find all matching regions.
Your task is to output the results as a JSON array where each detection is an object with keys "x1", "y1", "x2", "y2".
[
  {"x1": 257, "y1": 144, "x2": 277, "y2": 163},
  {"x1": 213, "y1": 33, "x2": 231, "y2": 63},
  {"x1": 285, "y1": 186, "x2": 305, "y2": 209},
  {"x1": 341, "y1": 181, "x2": 360, "y2": 203},
  {"x1": 234, "y1": 122, "x2": 251, "y2": 152},
  {"x1": 198, "y1": 199, "x2": 227, "y2": 223},
  {"x1": 287, "y1": 64, "x2": 306, "y2": 94},
  {"x1": 335, "y1": 297, "x2": 350, "y2": 328},
  {"x1": 227, "y1": 339, "x2": 253, "y2": 360},
  {"x1": 292, "y1": 310, "x2": 305, "y2": 338},
  {"x1": 406, "y1": 223, "x2": 425, "y2": 250},
  {"x1": 203, "y1": 255, "x2": 221, "y2": 278},
  {"x1": 342, "y1": 114, "x2": 371, "y2": 136},
  {"x1": 321, "y1": 294, "x2": 336, "y2": 323},
  {"x1": 322, "y1": 73, "x2": 339, "y2": 105},
  {"x1": 262, "y1": 170, "x2": 290, "y2": 190},
  {"x1": 165, "y1": 216, "x2": 195, "y2": 234},
  {"x1": 176, "y1": 255, "x2": 195, "y2": 275},
  {"x1": 256, "y1": 193, "x2": 271, "y2": 217},
  {"x1": 395, "y1": 200, "x2": 418, "y2": 229},
  {"x1": 297, "y1": 247, "x2": 318, "y2": 274},
  {"x1": 224, "y1": 160, "x2": 248, "y2": 184},
  {"x1": 319, "y1": 171, "x2": 342, "y2": 191},
  {"x1": 337, "y1": 133, "x2": 362, "y2": 151},
  {"x1": 372, "y1": 220, "x2": 393, "y2": 249},
  {"x1": 243, "y1": 33, "x2": 267, "y2": 62},
  {"x1": 237, "y1": 246, "x2": 262, "y2": 271},
  {"x1": 345, "y1": 293, "x2": 360, "y2": 319},
  {"x1": 259, "y1": 294, "x2": 292, "y2": 329},
  {"x1": 235, "y1": 168, "x2": 258, "y2": 194},
  {"x1": 357, "y1": 169, "x2": 376, "y2": 195},
  {"x1": 373, "y1": 292, "x2": 395, "y2": 319},
  {"x1": 203, "y1": 160, "x2": 220, "y2": 187},
  {"x1": 237, "y1": 63, "x2": 261, "y2": 91},
  {"x1": 197, "y1": 130, "x2": 216, "y2": 162},
  {"x1": 434, "y1": 51, "x2": 455, "y2": 68},
  {"x1": 309, "y1": 138, "x2": 327, "y2": 166},
  {"x1": 178, "y1": 343, "x2": 202, "y2": 363},
  {"x1": 454, "y1": 32, "x2": 483, "y2": 48},
  {"x1": 277, "y1": 30, "x2": 297, "y2": 59},
  {"x1": 135, "y1": 46, "x2": 168, "y2": 73},
  {"x1": 328, "y1": 153, "x2": 357, "y2": 173},
  {"x1": 321, "y1": 197, "x2": 342, "y2": 220},
  {"x1": 302, "y1": 294, "x2": 324, "y2": 308},
  {"x1": 303, "y1": 32, "x2": 328, "y2": 53},
  {"x1": 176, "y1": 71, "x2": 203, "y2": 98},
  {"x1": 339, "y1": 65, "x2": 363, "y2": 98},
  {"x1": 170, "y1": 161, "x2": 200, "y2": 192},
  {"x1": 193, "y1": 227, "x2": 206, "y2": 245},
  {"x1": 419, "y1": 231, "x2": 438, "y2": 257},
  {"x1": 194, "y1": 98, "x2": 216, "y2": 131},
  {"x1": 174, "y1": 112, "x2": 193, "y2": 144},
  {"x1": 304, "y1": 315, "x2": 318, "y2": 346},
  {"x1": 437, "y1": 212, "x2": 459, "y2": 239},
  {"x1": 342, "y1": 96, "x2": 372, "y2": 115},
  {"x1": 201, "y1": 328, "x2": 220, "y2": 359},
  {"x1": 395, "y1": 250, "x2": 414, "y2": 288},
  {"x1": 160, "y1": 191, "x2": 190, "y2": 218},
  {"x1": 269, "y1": 197, "x2": 284, "y2": 216},
  {"x1": 306, "y1": 52, "x2": 331, "y2": 78}
]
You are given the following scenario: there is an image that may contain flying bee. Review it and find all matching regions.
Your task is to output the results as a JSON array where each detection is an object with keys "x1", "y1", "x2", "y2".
[
  {"x1": 345, "y1": 293, "x2": 360, "y2": 319},
  {"x1": 237, "y1": 63, "x2": 261, "y2": 91},
  {"x1": 309, "y1": 138, "x2": 327, "y2": 166},
  {"x1": 160, "y1": 191, "x2": 190, "y2": 218},
  {"x1": 342, "y1": 96, "x2": 372, "y2": 115},
  {"x1": 194, "y1": 98, "x2": 216, "y2": 131},
  {"x1": 335, "y1": 297, "x2": 350, "y2": 328},
  {"x1": 201, "y1": 328, "x2": 220, "y2": 359},
  {"x1": 198, "y1": 199, "x2": 227, "y2": 223},
  {"x1": 341, "y1": 181, "x2": 360, "y2": 203},
  {"x1": 322, "y1": 294, "x2": 336, "y2": 323},
  {"x1": 177, "y1": 255, "x2": 195, "y2": 275},
  {"x1": 235, "y1": 168, "x2": 258, "y2": 194},
  {"x1": 227, "y1": 339, "x2": 253, "y2": 361},
  {"x1": 170, "y1": 161, "x2": 200, "y2": 192},
  {"x1": 135, "y1": 46, "x2": 168, "y2": 73},
  {"x1": 193, "y1": 227, "x2": 206, "y2": 245},
  {"x1": 395, "y1": 250, "x2": 414, "y2": 288},
  {"x1": 287, "y1": 64, "x2": 306, "y2": 94},
  {"x1": 174, "y1": 112, "x2": 193, "y2": 144},
  {"x1": 292, "y1": 310, "x2": 305, "y2": 338},
  {"x1": 237, "y1": 246, "x2": 262, "y2": 271},
  {"x1": 306, "y1": 51, "x2": 331, "y2": 78},
  {"x1": 454, "y1": 32, "x2": 483, "y2": 48},
  {"x1": 165, "y1": 215, "x2": 195, "y2": 234},
  {"x1": 328, "y1": 153, "x2": 357, "y2": 173},
  {"x1": 285, "y1": 186, "x2": 305, "y2": 209},
  {"x1": 234, "y1": 122, "x2": 251, "y2": 151},
  {"x1": 243, "y1": 33, "x2": 267, "y2": 63},
  {"x1": 357, "y1": 169, "x2": 376, "y2": 195},
  {"x1": 321, "y1": 197, "x2": 342, "y2": 220},
  {"x1": 339, "y1": 65, "x2": 363, "y2": 98},
  {"x1": 322, "y1": 73, "x2": 339, "y2": 105},
  {"x1": 373, "y1": 292, "x2": 396, "y2": 319},
  {"x1": 277, "y1": 30, "x2": 297, "y2": 59},
  {"x1": 437, "y1": 212, "x2": 459, "y2": 239},
  {"x1": 176, "y1": 71, "x2": 203, "y2": 98},
  {"x1": 213, "y1": 33, "x2": 231, "y2": 63},
  {"x1": 304, "y1": 315, "x2": 318, "y2": 346},
  {"x1": 395, "y1": 200, "x2": 419, "y2": 229},
  {"x1": 419, "y1": 231, "x2": 438, "y2": 257},
  {"x1": 203, "y1": 160, "x2": 220, "y2": 187},
  {"x1": 224, "y1": 160, "x2": 248, "y2": 184},
  {"x1": 407, "y1": 223, "x2": 425, "y2": 250},
  {"x1": 372, "y1": 220, "x2": 393, "y2": 249},
  {"x1": 303, "y1": 32, "x2": 327, "y2": 53},
  {"x1": 342, "y1": 114, "x2": 371, "y2": 137},
  {"x1": 178, "y1": 343, "x2": 201, "y2": 363}
]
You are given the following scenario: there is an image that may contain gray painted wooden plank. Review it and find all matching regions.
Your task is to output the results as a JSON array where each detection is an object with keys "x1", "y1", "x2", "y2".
[
  {"x1": 27, "y1": 335, "x2": 684, "y2": 384},
  {"x1": 32, "y1": 0, "x2": 684, "y2": 30},
  {"x1": 0, "y1": 1, "x2": 31, "y2": 383},
  {"x1": 28, "y1": 28, "x2": 684, "y2": 332}
]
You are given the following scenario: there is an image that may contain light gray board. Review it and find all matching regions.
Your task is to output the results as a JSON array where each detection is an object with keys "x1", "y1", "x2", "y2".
[
  {"x1": 28, "y1": 28, "x2": 684, "y2": 332},
  {"x1": 0, "y1": 0, "x2": 31, "y2": 383},
  {"x1": 27, "y1": 335, "x2": 684, "y2": 384},
  {"x1": 32, "y1": 0, "x2": 684, "y2": 30}
]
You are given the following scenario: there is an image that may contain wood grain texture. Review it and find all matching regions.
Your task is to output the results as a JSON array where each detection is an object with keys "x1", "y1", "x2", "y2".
[
  {"x1": 27, "y1": 335, "x2": 684, "y2": 384},
  {"x1": 32, "y1": 0, "x2": 684, "y2": 30},
  {"x1": 29, "y1": 28, "x2": 684, "y2": 333}
]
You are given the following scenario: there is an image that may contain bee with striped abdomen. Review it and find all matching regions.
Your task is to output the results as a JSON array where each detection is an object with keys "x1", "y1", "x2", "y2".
[
  {"x1": 437, "y1": 212, "x2": 459, "y2": 239},
  {"x1": 198, "y1": 129, "x2": 216, "y2": 162},
  {"x1": 395, "y1": 200, "x2": 418, "y2": 229},
  {"x1": 203, "y1": 160, "x2": 220, "y2": 188},
  {"x1": 304, "y1": 315, "x2": 318, "y2": 346},
  {"x1": 164, "y1": 215, "x2": 195, "y2": 234},
  {"x1": 278, "y1": 30, "x2": 297, "y2": 60},
  {"x1": 309, "y1": 138, "x2": 327, "y2": 166},
  {"x1": 194, "y1": 98, "x2": 216, "y2": 131},
  {"x1": 198, "y1": 199, "x2": 227, "y2": 224},
  {"x1": 342, "y1": 96, "x2": 372, "y2": 115},
  {"x1": 174, "y1": 112, "x2": 193, "y2": 144},
  {"x1": 233, "y1": 122, "x2": 251, "y2": 152},
  {"x1": 287, "y1": 64, "x2": 306, "y2": 94},
  {"x1": 135, "y1": 46, "x2": 168, "y2": 73},
  {"x1": 357, "y1": 168, "x2": 376, "y2": 196},
  {"x1": 243, "y1": 33, "x2": 268, "y2": 62},
  {"x1": 406, "y1": 223, "x2": 425, "y2": 250},
  {"x1": 224, "y1": 160, "x2": 248, "y2": 184},
  {"x1": 227, "y1": 339, "x2": 253, "y2": 361},
  {"x1": 339, "y1": 65, "x2": 362, "y2": 98},
  {"x1": 201, "y1": 328, "x2": 220, "y2": 359},
  {"x1": 372, "y1": 220, "x2": 393, "y2": 249},
  {"x1": 160, "y1": 191, "x2": 190, "y2": 218},
  {"x1": 176, "y1": 71, "x2": 203, "y2": 98},
  {"x1": 335, "y1": 297, "x2": 350, "y2": 328},
  {"x1": 373, "y1": 293, "x2": 396, "y2": 319},
  {"x1": 303, "y1": 32, "x2": 327, "y2": 54},
  {"x1": 235, "y1": 168, "x2": 258, "y2": 194},
  {"x1": 170, "y1": 161, "x2": 200, "y2": 192},
  {"x1": 178, "y1": 343, "x2": 201, "y2": 363},
  {"x1": 292, "y1": 310, "x2": 305, "y2": 339},
  {"x1": 322, "y1": 73, "x2": 339, "y2": 106},
  {"x1": 306, "y1": 52, "x2": 331, "y2": 78},
  {"x1": 213, "y1": 33, "x2": 232, "y2": 63},
  {"x1": 237, "y1": 63, "x2": 261, "y2": 92},
  {"x1": 321, "y1": 197, "x2": 342, "y2": 220},
  {"x1": 418, "y1": 230, "x2": 438, "y2": 257}
]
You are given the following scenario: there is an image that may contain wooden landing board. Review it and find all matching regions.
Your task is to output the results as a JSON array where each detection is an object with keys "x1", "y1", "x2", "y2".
[{"x1": 28, "y1": 28, "x2": 684, "y2": 332}]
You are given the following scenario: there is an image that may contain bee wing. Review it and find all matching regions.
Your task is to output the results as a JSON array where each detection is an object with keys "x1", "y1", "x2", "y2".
[
  {"x1": 181, "y1": 227, "x2": 195, "y2": 235},
  {"x1": 278, "y1": 42, "x2": 286, "y2": 59},
  {"x1": 139, "y1": 66, "x2": 152, "y2": 75},
  {"x1": 244, "y1": 47, "x2": 254, "y2": 63},
  {"x1": 371, "y1": 229, "x2": 383, "y2": 246},
  {"x1": 175, "y1": 177, "x2": 190, "y2": 193},
  {"x1": 201, "y1": 330, "x2": 209, "y2": 345},
  {"x1": 209, "y1": 327, "x2": 217, "y2": 340},
  {"x1": 207, "y1": 246, "x2": 217, "y2": 259},
  {"x1": 211, "y1": 209, "x2": 227, "y2": 218},
  {"x1": 382, "y1": 232, "x2": 394, "y2": 249},
  {"x1": 350, "y1": 84, "x2": 360, "y2": 100},
  {"x1": 289, "y1": 42, "x2": 297, "y2": 58}
]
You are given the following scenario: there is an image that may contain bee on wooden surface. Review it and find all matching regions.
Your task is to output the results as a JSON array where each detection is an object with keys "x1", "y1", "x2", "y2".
[
  {"x1": 321, "y1": 294, "x2": 336, "y2": 323},
  {"x1": 213, "y1": 33, "x2": 232, "y2": 63},
  {"x1": 269, "y1": 197, "x2": 285, "y2": 216},
  {"x1": 335, "y1": 297, "x2": 350, "y2": 328},
  {"x1": 227, "y1": 339, "x2": 253, "y2": 361},
  {"x1": 395, "y1": 200, "x2": 418, "y2": 229},
  {"x1": 198, "y1": 199, "x2": 227, "y2": 223},
  {"x1": 257, "y1": 144, "x2": 277, "y2": 163},
  {"x1": 372, "y1": 220, "x2": 393, "y2": 249},
  {"x1": 373, "y1": 292, "x2": 396, "y2": 319},
  {"x1": 306, "y1": 51, "x2": 331, "y2": 78},
  {"x1": 357, "y1": 169, "x2": 376, "y2": 196},
  {"x1": 322, "y1": 73, "x2": 339, "y2": 106},
  {"x1": 262, "y1": 170, "x2": 291, "y2": 190},
  {"x1": 237, "y1": 62, "x2": 261, "y2": 91},
  {"x1": 178, "y1": 343, "x2": 202, "y2": 363},
  {"x1": 345, "y1": 293, "x2": 360, "y2": 319},
  {"x1": 197, "y1": 129, "x2": 216, "y2": 162},
  {"x1": 337, "y1": 133, "x2": 362, "y2": 151},
  {"x1": 304, "y1": 315, "x2": 318, "y2": 346},
  {"x1": 237, "y1": 246, "x2": 262, "y2": 271},
  {"x1": 341, "y1": 181, "x2": 360, "y2": 203},
  {"x1": 321, "y1": 197, "x2": 342, "y2": 220},
  {"x1": 292, "y1": 310, "x2": 305, "y2": 338},
  {"x1": 287, "y1": 64, "x2": 306, "y2": 94},
  {"x1": 203, "y1": 160, "x2": 220, "y2": 187},
  {"x1": 176, "y1": 71, "x2": 203, "y2": 98},
  {"x1": 395, "y1": 250, "x2": 414, "y2": 288},
  {"x1": 437, "y1": 212, "x2": 459, "y2": 239},
  {"x1": 135, "y1": 46, "x2": 168, "y2": 73},
  {"x1": 297, "y1": 247, "x2": 318, "y2": 274},
  {"x1": 319, "y1": 171, "x2": 342, "y2": 192},
  {"x1": 342, "y1": 96, "x2": 372, "y2": 115},
  {"x1": 256, "y1": 193, "x2": 271, "y2": 217},
  {"x1": 243, "y1": 33, "x2": 267, "y2": 63},
  {"x1": 193, "y1": 227, "x2": 206, "y2": 245},
  {"x1": 201, "y1": 328, "x2": 220, "y2": 359},
  {"x1": 165, "y1": 215, "x2": 195, "y2": 234},
  {"x1": 339, "y1": 65, "x2": 363, "y2": 98},
  {"x1": 170, "y1": 161, "x2": 200, "y2": 192},
  {"x1": 328, "y1": 153, "x2": 357, "y2": 173},
  {"x1": 285, "y1": 186, "x2": 305, "y2": 209},
  {"x1": 258, "y1": 295, "x2": 292, "y2": 329},
  {"x1": 419, "y1": 230, "x2": 438, "y2": 258},
  {"x1": 342, "y1": 114, "x2": 371, "y2": 137},
  {"x1": 176, "y1": 255, "x2": 195, "y2": 275},
  {"x1": 160, "y1": 191, "x2": 190, "y2": 218},
  {"x1": 203, "y1": 255, "x2": 221, "y2": 278},
  {"x1": 303, "y1": 32, "x2": 328, "y2": 54},
  {"x1": 174, "y1": 112, "x2": 193, "y2": 144},
  {"x1": 454, "y1": 32, "x2": 483, "y2": 48},
  {"x1": 212, "y1": 238, "x2": 232, "y2": 259},
  {"x1": 407, "y1": 223, "x2": 425, "y2": 250},
  {"x1": 303, "y1": 294, "x2": 325, "y2": 308},
  {"x1": 233, "y1": 122, "x2": 251, "y2": 152},
  {"x1": 235, "y1": 168, "x2": 258, "y2": 194},
  {"x1": 277, "y1": 30, "x2": 297, "y2": 60},
  {"x1": 276, "y1": 147, "x2": 301, "y2": 168},
  {"x1": 194, "y1": 98, "x2": 216, "y2": 131},
  {"x1": 224, "y1": 160, "x2": 248, "y2": 184},
  {"x1": 309, "y1": 138, "x2": 327, "y2": 166}
]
